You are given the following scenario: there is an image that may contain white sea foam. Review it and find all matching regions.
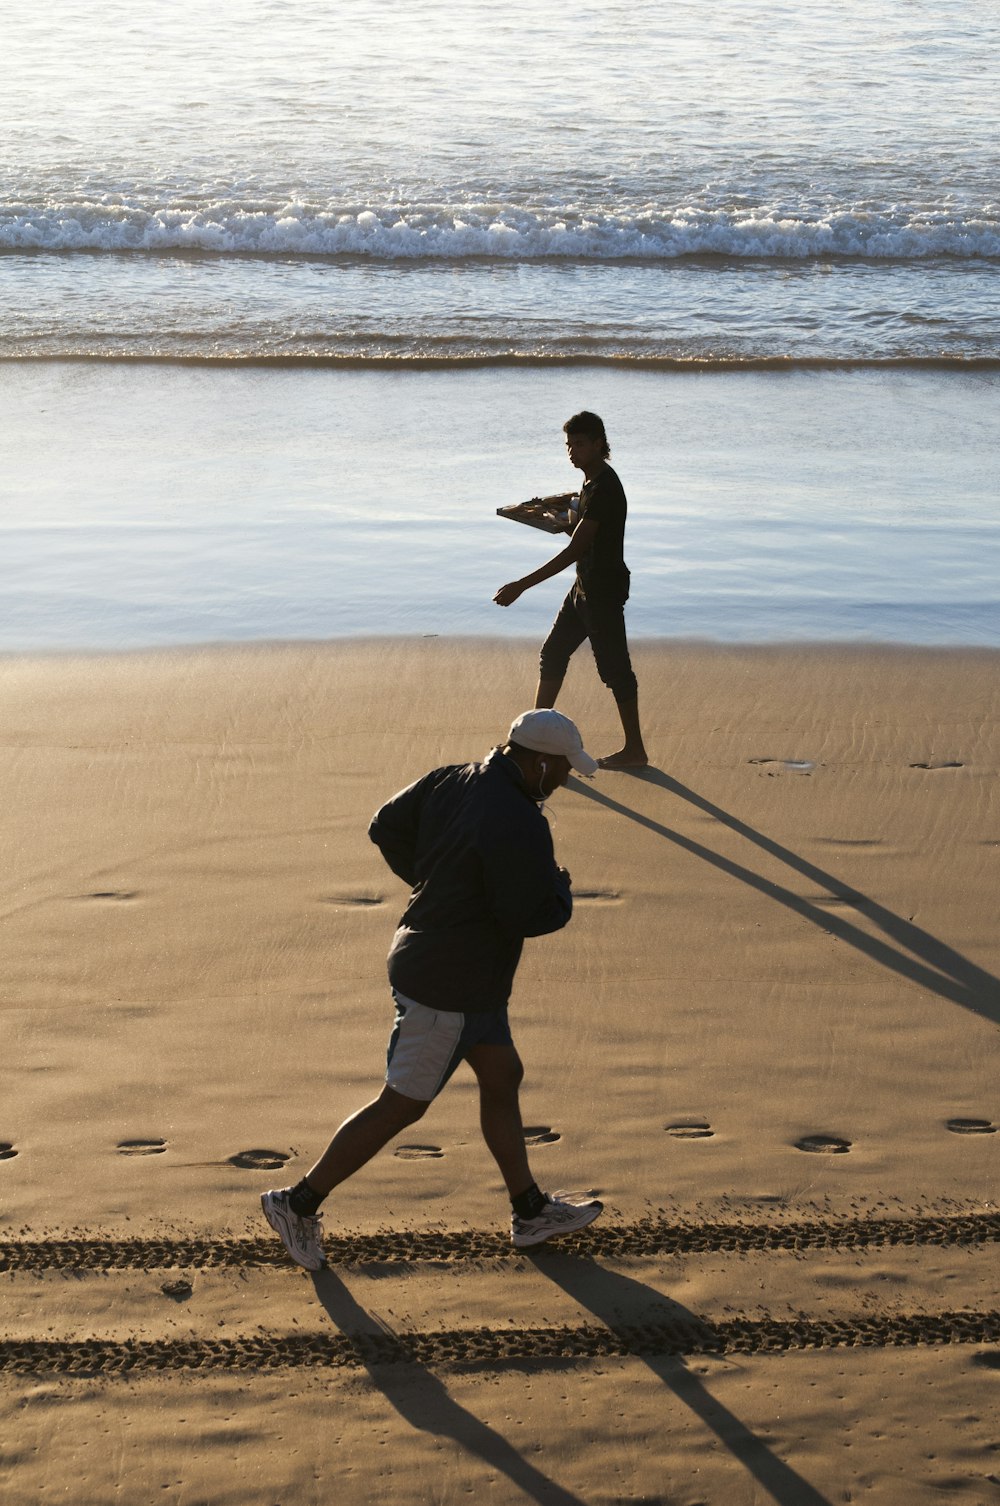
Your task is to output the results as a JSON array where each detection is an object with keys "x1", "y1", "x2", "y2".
[{"x1": 3, "y1": 200, "x2": 999, "y2": 260}]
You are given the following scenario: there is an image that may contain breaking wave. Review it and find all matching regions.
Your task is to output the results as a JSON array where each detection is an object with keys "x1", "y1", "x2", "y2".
[{"x1": 3, "y1": 199, "x2": 999, "y2": 260}]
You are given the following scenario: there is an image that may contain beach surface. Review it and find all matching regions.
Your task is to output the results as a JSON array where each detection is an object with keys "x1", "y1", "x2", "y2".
[{"x1": 2, "y1": 637, "x2": 999, "y2": 1504}]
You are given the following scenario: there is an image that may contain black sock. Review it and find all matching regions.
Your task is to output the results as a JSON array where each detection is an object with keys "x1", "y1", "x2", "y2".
[
  {"x1": 286, "y1": 1177, "x2": 324, "y2": 1217},
  {"x1": 511, "y1": 1182, "x2": 547, "y2": 1220}
]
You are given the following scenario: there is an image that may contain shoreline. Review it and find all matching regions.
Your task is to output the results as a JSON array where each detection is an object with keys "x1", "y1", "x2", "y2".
[
  {"x1": 5, "y1": 362, "x2": 998, "y2": 653},
  {"x1": 5, "y1": 632, "x2": 1000, "y2": 663}
]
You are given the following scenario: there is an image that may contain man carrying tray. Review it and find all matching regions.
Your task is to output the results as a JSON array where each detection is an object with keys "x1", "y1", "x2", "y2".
[
  {"x1": 494, "y1": 411, "x2": 648, "y2": 770},
  {"x1": 261, "y1": 709, "x2": 604, "y2": 1270}
]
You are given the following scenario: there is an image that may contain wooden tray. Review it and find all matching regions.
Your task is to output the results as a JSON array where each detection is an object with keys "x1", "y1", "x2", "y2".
[{"x1": 497, "y1": 494, "x2": 578, "y2": 534}]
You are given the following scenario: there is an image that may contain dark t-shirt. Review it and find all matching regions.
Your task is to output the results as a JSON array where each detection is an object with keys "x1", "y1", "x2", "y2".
[
  {"x1": 575, "y1": 463, "x2": 629, "y2": 598},
  {"x1": 368, "y1": 750, "x2": 572, "y2": 1012}
]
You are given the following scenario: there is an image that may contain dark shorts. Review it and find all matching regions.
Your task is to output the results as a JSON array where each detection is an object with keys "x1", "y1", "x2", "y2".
[
  {"x1": 385, "y1": 991, "x2": 514, "y2": 1102},
  {"x1": 539, "y1": 580, "x2": 638, "y2": 704}
]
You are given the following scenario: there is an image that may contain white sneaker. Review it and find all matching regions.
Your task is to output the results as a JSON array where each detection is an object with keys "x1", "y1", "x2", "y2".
[
  {"x1": 511, "y1": 1191, "x2": 603, "y2": 1248},
  {"x1": 261, "y1": 1189, "x2": 326, "y2": 1270}
]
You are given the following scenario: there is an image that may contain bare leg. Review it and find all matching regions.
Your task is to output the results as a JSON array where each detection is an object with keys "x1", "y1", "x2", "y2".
[
  {"x1": 534, "y1": 676, "x2": 563, "y2": 710},
  {"x1": 305, "y1": 1084, "x2": 429, "y2": 1196},
  {"x1": 598, "y1": 695, "x2": 648, "y2": 769},
  {"x1": 465, "y1": 1043, "x2": 534, "y2": 1198}
]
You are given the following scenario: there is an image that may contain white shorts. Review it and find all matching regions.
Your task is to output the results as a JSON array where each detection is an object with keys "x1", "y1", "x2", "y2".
[{"x1": 385, "y1": 991, "x2": 513, "y2": 1101}]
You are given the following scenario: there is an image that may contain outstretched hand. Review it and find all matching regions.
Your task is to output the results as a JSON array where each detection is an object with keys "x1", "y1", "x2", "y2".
[{"x1": 494, "y1": 582, "x2": 523, "y2": 607}]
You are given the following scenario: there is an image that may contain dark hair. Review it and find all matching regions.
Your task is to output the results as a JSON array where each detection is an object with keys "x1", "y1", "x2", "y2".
[{"x1": 563, "y1": 410, "x2": 610, "y2": 459}]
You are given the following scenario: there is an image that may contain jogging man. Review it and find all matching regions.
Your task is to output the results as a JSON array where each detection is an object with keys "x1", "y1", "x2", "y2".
[
  {"x1": 494, "y1": 411, "x2": 648, "y2": 769},
  {"x1": 261, "y1": 708, "x2": 604, "y2": 1269}
]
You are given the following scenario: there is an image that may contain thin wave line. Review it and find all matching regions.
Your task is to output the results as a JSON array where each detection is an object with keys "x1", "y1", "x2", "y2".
[
  {"x1": 2, "y1": 353, "x2": 999, "y2": 371},
  {"x1": 2, "y1": 245, "x2": 999, "y2": 268}
]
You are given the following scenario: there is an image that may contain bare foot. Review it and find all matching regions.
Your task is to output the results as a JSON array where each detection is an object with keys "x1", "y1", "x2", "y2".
[{"x1": 597, "y1": 747, "x2": 649, "y2": 770}]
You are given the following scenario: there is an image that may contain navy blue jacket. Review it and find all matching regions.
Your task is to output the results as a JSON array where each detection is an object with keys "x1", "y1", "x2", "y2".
[{"x1": 368, "y1": 749, "x2": 572, "y2": 1012}]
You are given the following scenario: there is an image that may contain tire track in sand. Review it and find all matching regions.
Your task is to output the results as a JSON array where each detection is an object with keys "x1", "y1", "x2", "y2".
[
  {"x1": 3, "y1": 1310, "x2": 999, "y2": 1376},
  {"x1": 3, "y1": 1210, "x2": 999, "y2": 1273}
]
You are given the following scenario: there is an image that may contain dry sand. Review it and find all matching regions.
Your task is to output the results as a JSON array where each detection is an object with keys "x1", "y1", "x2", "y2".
[{"x1": 2, "y1": 637, "x2": 999, "y2": 1504}]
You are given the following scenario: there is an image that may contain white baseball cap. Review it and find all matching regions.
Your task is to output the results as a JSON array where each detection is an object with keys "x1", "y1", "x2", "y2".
[{"x1": 507, "y1": 709, "x2": 598, "y2": 776}]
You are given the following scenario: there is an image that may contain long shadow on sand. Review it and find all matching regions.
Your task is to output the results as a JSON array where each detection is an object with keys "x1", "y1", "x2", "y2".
[
  {"x1": 533, "y1": 1250, "x2": 834, "y2": 1506},
  {"x1": 569, "y1": 768, "x2": 1000, "y2": 1026},
  {"x1": 311, "y1": 1267, "x2": 587, "y2": 1506},
  {"x1": 311, "y1": 1256, "x2": 832, "y2": 1506}
]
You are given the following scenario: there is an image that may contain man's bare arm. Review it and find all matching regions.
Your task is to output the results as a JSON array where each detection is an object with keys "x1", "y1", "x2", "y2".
[{"x1": 494, "y1": 518, "x2": 597, "y2": 607}]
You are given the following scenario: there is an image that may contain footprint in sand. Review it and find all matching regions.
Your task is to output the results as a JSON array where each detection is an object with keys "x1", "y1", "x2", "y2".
[
  {"x1": 0, "y1": 1143, "x2": 17, "y2": 1161},
  {"x1": 573, "y1": 890, "x2": 622, "y2": 903},
  {"x1": 523, "y1": 1126, "x2": 561, "y2": 1146},
  {"x1": 319, "y1": 894, "x2": 384, "y2": 907},
  {"x1": 909, "y1": 761, "x2": 964, "y2": 771},
  {"x1": 394, "y1": 1144, "x2": 445, "y2": 1159},
  {"x1": 946, "y1": 1117, "x2": 997, "y2": 1135},
  {"x1": 665, "y1": 1122, "x2": 714, "y2": 1139},
  {"x1": 82, "y1": 890, "x2": 140, "y2": 902},
  {"x1": 748, "y1": 758, "x2": 815, "y2": 774},
  {"x1": 815, "y1": 838, "x2": 883, "y2": 850},
  {"x1": 161, "y1": 1278, "x2": 194, "y2": 1300},
  {"x1": 795, "y1": 1134, "x2": 852, "y2": 1154},
  {"x1": 117, "y1": 1138, "x2": 167, "y2": 1156},
  {"x1": 227, "y1": 1148, "x2": 291, "y2": 1170}
]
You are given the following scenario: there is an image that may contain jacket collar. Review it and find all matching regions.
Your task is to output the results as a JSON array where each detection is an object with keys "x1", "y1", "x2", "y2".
[{"x1": 484, "y1": 746, "x2": 538, "y2": 802}]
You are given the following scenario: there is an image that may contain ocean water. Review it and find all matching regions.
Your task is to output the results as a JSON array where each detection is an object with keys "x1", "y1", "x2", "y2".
[{"x1": 3, "y1": 0, "x2": 999, "y2": 649}]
